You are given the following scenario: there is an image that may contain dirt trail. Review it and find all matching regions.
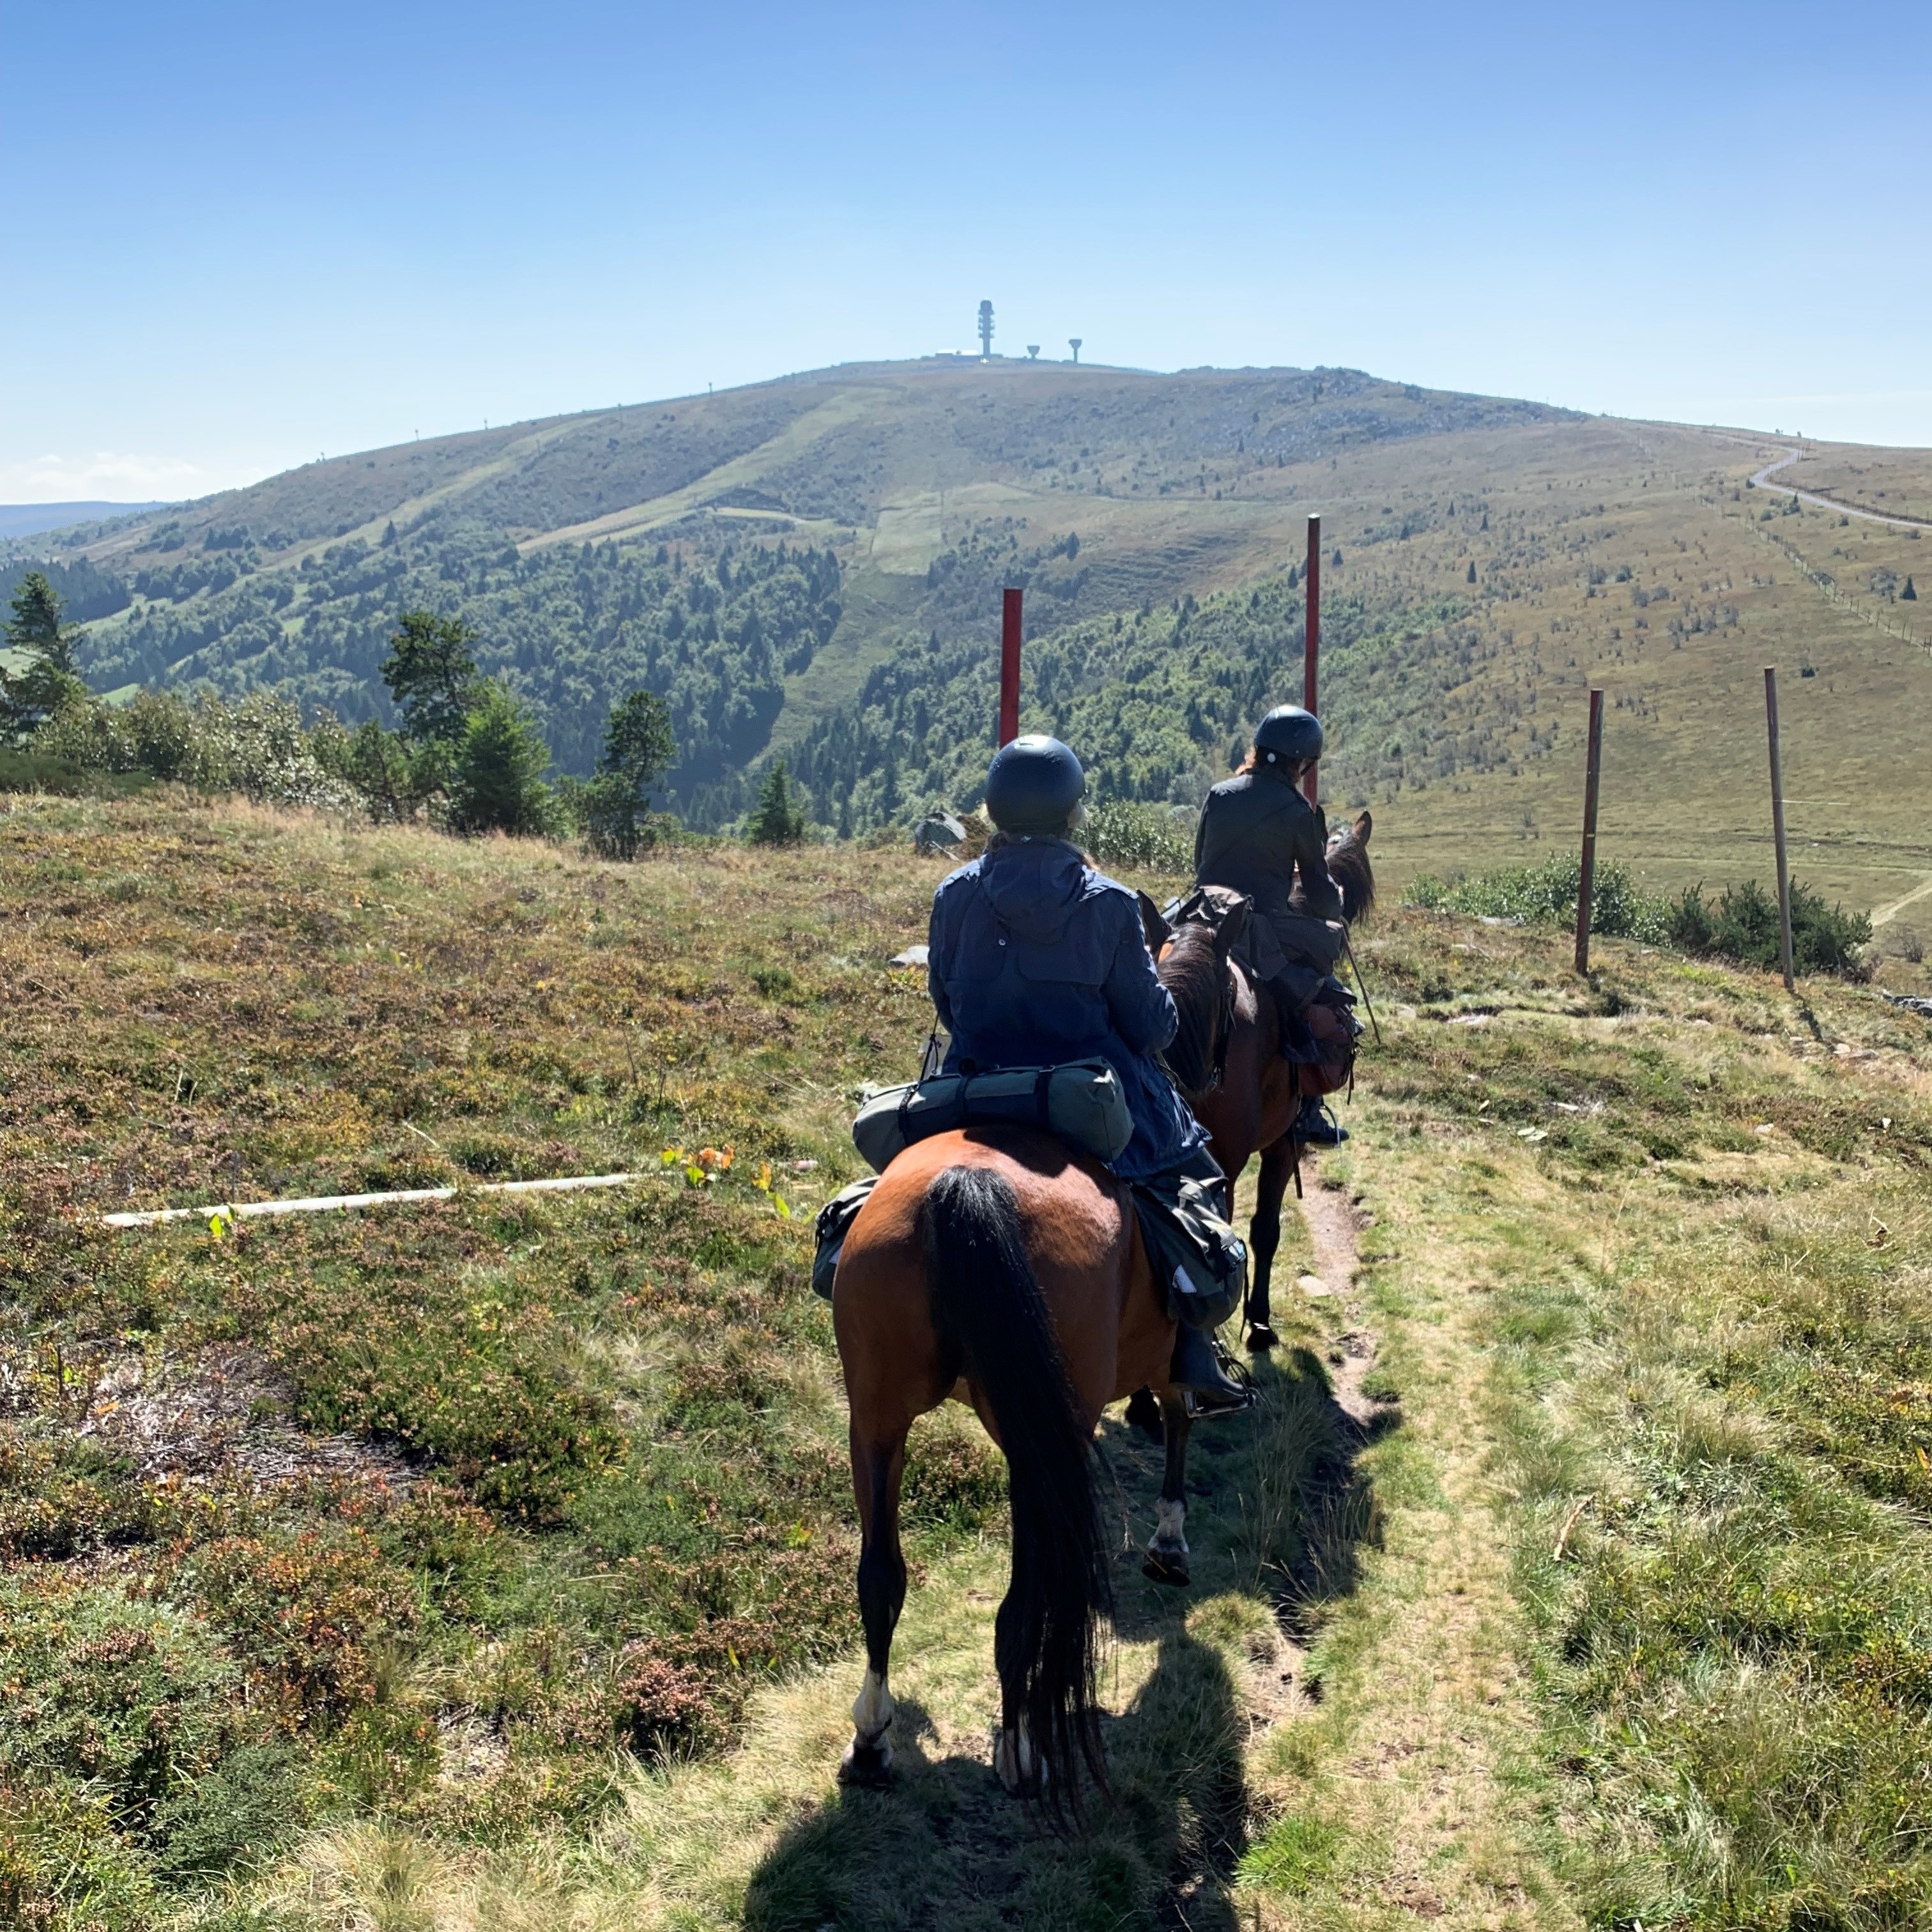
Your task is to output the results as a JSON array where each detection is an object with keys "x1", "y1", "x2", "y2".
[
  {"x1": 1298, "y1": 1154, "x2": 1383, "y2": 1428},
  {"x1": 1749, "y1": 447, "x2": 1932, "y2": 530}
]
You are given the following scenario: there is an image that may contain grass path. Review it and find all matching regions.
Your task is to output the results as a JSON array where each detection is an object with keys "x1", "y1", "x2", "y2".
[{"x1": 340, "y1": 1147, "x2": 1579, "y2": 1932}]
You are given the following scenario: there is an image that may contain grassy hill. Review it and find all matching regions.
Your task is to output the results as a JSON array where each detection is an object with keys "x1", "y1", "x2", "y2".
[
  {"x1": 9, "y1": 360, "x2": 1931, "y2": 911},
  {"x1": 6, "y1": 788, "x2": 1932, "y2": 1929}
]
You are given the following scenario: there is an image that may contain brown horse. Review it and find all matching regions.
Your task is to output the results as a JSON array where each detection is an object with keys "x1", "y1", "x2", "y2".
[
  {"x1": 1146, "y1": 811, "x2": 1376, "y2": 1347},
  {"x1": 825, "y1": 814, "x2": 1373, "y2": 1807},
  {"x1": 831, "y1": 1127, "x2": 1182, "y2": 1807}
]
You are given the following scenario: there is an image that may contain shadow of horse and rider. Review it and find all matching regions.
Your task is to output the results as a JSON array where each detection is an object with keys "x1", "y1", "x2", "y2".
[
  {"x1": 746, "y1": 816, "x2": 1385, "y2": 1929},
  {"x1": 744, "y1": 1338, "x2": 1396, "y2": 1932}
]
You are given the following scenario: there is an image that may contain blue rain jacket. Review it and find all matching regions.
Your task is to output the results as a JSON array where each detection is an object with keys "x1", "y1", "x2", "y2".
[{"x1": 926, "y1": 837, "x2": 1209, "y2": 1182}]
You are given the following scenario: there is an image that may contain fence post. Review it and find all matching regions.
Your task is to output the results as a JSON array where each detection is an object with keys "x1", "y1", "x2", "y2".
[
  {"x1": 1303, "y1": 514, "x2": 1321, "y2": 806},
  {"x1": 1764, "y1": 666, "x2": 1795, "y2": 990},
  {"x1": 1574, "y1": 687, "x2": 1605, "y2": 974},
  {"x1": 999, "y1": 587, "x2": 1022, "y2": 746}
]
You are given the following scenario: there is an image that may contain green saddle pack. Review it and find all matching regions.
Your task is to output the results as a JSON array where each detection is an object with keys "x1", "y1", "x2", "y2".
[
  {"x1": 1131, "y1": 1172, "x2": 1248, "y2": 1332},
  {"x1": 850, "y1": 1058, "x2": 1132, "y2": 1176}
]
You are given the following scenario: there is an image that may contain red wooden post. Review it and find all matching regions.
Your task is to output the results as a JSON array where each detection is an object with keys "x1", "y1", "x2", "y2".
[
  {"x1": 1303, "y1": 514, "x2": 1321, "y2": 805},
  {"x1": 999, "y1": 587, "x2": 1022, "y2": 746},
  {"x1": 1574, "y1": 687, "x2": 1605, "y2": 974}
]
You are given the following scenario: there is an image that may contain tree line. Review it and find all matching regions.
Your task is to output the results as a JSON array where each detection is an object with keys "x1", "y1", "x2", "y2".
[{"x1": 3, "y1": 574, "x2": 676, "y2": 855}]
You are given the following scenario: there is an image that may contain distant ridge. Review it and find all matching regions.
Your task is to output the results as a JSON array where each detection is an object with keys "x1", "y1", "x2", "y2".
[{"x1": 0, "y1": 501, "x2": 168, "y2": 541}]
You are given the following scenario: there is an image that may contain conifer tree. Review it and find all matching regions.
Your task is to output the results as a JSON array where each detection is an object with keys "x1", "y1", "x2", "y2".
[
  {"x1": 2, "y1": 571, "x2": 89, "y2": 737},
  {"x1": 581, "y1": 688, "x2": 676, "y2": 857},
  {"x1": 746, "y1": 758, "x2": 806, "y2": 845}
]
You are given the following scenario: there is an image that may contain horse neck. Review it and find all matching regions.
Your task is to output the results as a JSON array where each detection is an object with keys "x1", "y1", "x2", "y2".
[{"x1": 1156, "y1": 928, "x2": 1227, "y2": 1094}]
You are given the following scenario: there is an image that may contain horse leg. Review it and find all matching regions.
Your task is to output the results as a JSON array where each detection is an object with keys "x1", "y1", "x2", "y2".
[
  {"x1": 1246, "y1": 1137, "x2": 1296, "y2": 1349},
  {"x1": 1142, "y1": 1390, "x2": 1193, "y2": 1586},
  {"x1": 839, "y1": 1425, "x2": 908, "y2": 1786}
]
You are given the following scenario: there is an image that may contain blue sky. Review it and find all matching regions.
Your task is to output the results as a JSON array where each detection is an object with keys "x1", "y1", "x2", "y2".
[{"x1": 6, "y1": 0, "x2": 1927, "y2": 502}]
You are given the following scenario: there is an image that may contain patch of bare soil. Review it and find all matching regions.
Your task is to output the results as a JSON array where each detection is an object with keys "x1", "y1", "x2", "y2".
[
  {"x1": 80, "y1": 1344, "x2": 417, "y2": 1492},
  {"x1": 1299, "y1": 1156, "x2": 1392, "y2": 1430}
]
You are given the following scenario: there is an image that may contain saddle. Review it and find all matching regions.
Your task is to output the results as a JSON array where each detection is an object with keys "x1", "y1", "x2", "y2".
[{"x1": 1162, "y1": 887, "x2": 1358, "y2": 1097}]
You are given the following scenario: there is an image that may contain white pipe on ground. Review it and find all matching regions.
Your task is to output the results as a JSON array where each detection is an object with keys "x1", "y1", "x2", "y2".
[{"x1": 102, "y1": 1170, "x2": 642, "y2": 1230}]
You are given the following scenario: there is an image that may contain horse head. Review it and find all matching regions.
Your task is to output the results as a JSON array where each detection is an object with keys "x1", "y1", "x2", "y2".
[{"x1": 1325, "y1": 809, "x2": 1376, "y2": 924}]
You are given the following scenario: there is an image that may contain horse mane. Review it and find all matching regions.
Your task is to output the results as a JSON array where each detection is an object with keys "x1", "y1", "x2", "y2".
[
  {"x1": 1325, "y1": 813, "x2": 1377, "y2": 924},
  {"x1": 1155, "y1": 921, "x2": 1225, "y2": 1098}
]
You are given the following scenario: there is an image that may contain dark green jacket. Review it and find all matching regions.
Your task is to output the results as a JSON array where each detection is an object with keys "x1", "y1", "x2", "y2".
[{"x1": 1193, "y1": 765, "x2": 1342, "y2": 922}]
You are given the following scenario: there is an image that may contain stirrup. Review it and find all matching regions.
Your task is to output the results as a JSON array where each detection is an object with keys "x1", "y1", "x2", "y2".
[
  {"x1": 1295, "y1": 1100, "x2": 1348, "y2": 1146},
  {"x1": 1171, "y1": 1326, "x2": 1255, "y2": 1419}
]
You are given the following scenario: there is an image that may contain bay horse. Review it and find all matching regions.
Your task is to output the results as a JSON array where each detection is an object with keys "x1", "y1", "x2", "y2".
[
  {"x1": 1144, "y1": 811, "x2": 1376, "y2": 1347},
  {"x1": 831, "y1": 1121, "x2": 1200, "y2": 1807},
  {"x1": 824, "y1": 814, "x2": 1373, "y2": 1808}
]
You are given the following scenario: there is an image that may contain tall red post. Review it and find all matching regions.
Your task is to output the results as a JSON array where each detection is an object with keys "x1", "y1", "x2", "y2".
[
  {"x1": 998, "y1": 587, "x2": 1023, "y2": 746},
  {"x1": 1302, "y1": 514, "x2": 1321, "y2": 805}
]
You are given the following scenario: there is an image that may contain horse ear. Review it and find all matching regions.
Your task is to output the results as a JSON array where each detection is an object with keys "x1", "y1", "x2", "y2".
[
  {"x1": 1213, "y1": 897, "x2": 1249, "y2": 958},
  {"x1": 1354, "y1": 809, "x2": 1372, "y2": 845},
  {"x1": 1137, "y1": 889, "x2": 1171, "y2": 954}
]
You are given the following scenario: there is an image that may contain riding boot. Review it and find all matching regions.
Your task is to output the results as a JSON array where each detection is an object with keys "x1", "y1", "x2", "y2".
[
  {"x1": 1294, "y1": 1096, "x2": 1348, "y2": 1146},
  {"x1": 1170, "y1": 1322, "x2": 1254, "y2": 1418}
]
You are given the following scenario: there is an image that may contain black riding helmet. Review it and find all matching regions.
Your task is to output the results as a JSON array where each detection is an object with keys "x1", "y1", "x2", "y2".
[
  {"x1": 1252, "y1": 703, "x2": 1323, "y2": 769},
  {"x1": 984, "y1": 734, "x2": 1086, "y2": 834}
]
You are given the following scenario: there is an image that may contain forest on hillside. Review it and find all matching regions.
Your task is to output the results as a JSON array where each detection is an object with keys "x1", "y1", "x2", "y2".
[
  {"x1": 57, "y1": 525, "x2": 843, "y2": 802},
  {"x1": 784, "y1": 536, "x2": 1547, "y2": 834}
]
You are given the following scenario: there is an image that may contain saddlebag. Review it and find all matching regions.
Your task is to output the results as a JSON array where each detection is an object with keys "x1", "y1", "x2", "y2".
[
  {"x1": 1130, "y1": 1172, "x2": 1247, "y2": 1331},
  {"x1": 812, "y1": 1176, "x2": 878, "y2": 1300},
  {"x1": 850, "y1": 1058, "x2": 1133, "y2": 1176}
]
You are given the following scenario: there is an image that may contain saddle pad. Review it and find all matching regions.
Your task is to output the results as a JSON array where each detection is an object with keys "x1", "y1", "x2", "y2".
[{"x1": 851, "y1": 1059, "x2": 1133, "y2": 1175}]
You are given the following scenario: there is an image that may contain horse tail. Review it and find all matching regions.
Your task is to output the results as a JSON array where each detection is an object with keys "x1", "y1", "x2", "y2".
[{"x1": 923, "y1": 1163, "x2": 1110, "y2": 1811}]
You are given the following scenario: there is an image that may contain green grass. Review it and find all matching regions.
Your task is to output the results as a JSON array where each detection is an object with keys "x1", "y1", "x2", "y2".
[{"x1": 6, "y1": 788, "x2": 1932, "y2": 1929}]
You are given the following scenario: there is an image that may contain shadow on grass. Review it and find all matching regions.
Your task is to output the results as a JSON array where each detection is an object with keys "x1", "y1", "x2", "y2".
[{"x1": 742, "y1": 1345, "x2": 1390, "y2": 1931}]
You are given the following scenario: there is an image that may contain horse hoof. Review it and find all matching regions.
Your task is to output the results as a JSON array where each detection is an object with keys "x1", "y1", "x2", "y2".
[
  {"x1": 1142, "y1": 1548, "x2": 1191, "y2": 1588},
  {"x1": 838, "y1": 1735, "x2": 894, "y2": 1788},
  {"x1": 1248, "y1": 1324, "x2": 1279, "y2": 1352}
]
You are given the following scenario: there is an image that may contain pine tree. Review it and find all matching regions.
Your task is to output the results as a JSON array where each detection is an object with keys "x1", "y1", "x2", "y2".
[
  {"x1": 581, "y1": 688, "x2": 676, "y2": 857},
  {"x1": 2, "y1": 571, "x2": 89, "y2": 737},
  {"x1": 1903, "y1": 576, "x2": 1918, "y2": 602},
  {"x1": 381, "y1": 610, "x2": 481, "y2": 744},
  {"x1": 447, "y1": 684, "x2": 555, "y2": 836},
  {"x1": 746, "y1": 758, "x2": 806, "y2": 845},
  {"x1": 1467, "y1": 560, "x2": 1477, "y2": 583}
]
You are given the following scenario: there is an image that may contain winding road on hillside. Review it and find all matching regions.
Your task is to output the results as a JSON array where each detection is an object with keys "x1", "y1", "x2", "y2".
[{"x1": 1749, "y1": 447, "x2": 1932, "y2": 529}]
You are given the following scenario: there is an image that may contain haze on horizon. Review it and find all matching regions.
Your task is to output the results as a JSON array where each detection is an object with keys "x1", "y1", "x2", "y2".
[{"x1": 6, "y1": 0, "x2": 1928, "y2": 507}]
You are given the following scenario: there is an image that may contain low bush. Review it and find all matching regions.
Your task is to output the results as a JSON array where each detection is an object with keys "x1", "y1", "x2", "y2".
[
  {"x1": 1084, "y1": 797, "x2": 1196, "y2": 875},
  {"x1": 1411, "y1": 855, "x2": 1872, "y2": 976},
  {"x1": 1667, "y1": 878, "x2": 1870, "y2": 976},
  {"x1": 1409, "y1": 853, "x2": 1671, "y2": 942},
  {"x1": 32, "y1": 689, "x2": 362, "y2": 811}
]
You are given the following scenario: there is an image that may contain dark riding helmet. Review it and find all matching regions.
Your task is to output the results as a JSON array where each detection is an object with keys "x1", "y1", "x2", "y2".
[
  {"x1": 984, "y1": 734, "x2": 1086, "y2": 834},
  {"x1": 1252, "y1": 703, "x2": 1324, "y2": 769}
]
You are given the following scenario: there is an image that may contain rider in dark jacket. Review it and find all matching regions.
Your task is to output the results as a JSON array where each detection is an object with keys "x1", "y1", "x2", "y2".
[
  {"x1": 927, "y1": 735, "x2": 1247, "y2": 1412},
  {"x1": 929, "y1": 823, "x2": 1202, "y2": 1185},
  {"x1": 1195, "y1": 705, "x2": 1349, "y2": 1145}
]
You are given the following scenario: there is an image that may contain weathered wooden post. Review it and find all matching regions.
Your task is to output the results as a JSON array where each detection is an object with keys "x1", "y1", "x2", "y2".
[
  {"x1": 1764, "y1": 666, "x2": 1795, "y2": 990},
  {"x1": 998, "y1": 587, "x2": 1022, "y2": 746},
  {"x1": 1303, "y1": 514, "x2": 1321, "y2": 806},
  {"x1": 1574, "y1": 687, "x2": 1605, "y2": 974}
]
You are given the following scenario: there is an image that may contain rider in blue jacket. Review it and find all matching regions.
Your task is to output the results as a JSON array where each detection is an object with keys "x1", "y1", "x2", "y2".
[{"x1": 926, "y1": 735, "x2": 1248, "y2": 1413}]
